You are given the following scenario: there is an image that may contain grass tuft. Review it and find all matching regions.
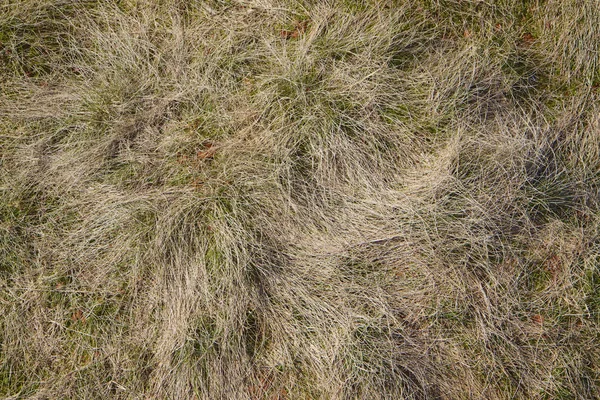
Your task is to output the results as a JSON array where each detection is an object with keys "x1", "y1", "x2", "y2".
[{"x1": 1, "y1": 0, "x2": 600, "y2": 398}]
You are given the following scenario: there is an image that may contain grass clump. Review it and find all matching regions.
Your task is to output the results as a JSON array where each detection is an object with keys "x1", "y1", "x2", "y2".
[{"x1": 2, "y1": 0, "x2": 600, "y2": 398}]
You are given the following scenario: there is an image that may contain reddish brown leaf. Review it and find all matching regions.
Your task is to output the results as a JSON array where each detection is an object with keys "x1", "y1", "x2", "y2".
[
  {"x1": 544, "y1": 254, "x2": 561, "y2": 281},
  {"x1": 71, "y1": 310, "x2": 86, "y2": 323},
  {"x1": 197, "y1": 148, "x2": 216, "y2": 160},
  {"x1": 522, "y1": 32, "x2": 535, "y2": 46},
  {"x1": 197, "y1": 141, "x2": 217, "y2": 160},
  {"x1": 280, "y1": 20, "x2": 309, "y2": 40},
  {"x1": 280, "y1": 29, "x2": 294, "y2": 39},
  {"x1": 189, "y1": 118, "x2": 202, "y2": 130},
  {"x1": 531, "y1": 314, "x2": 543, "y2": 324}
]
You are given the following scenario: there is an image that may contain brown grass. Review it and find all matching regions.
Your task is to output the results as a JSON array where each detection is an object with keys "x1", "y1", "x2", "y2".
[{"x1": 1, "y1": 0, "x2": 600, "y2": 398}]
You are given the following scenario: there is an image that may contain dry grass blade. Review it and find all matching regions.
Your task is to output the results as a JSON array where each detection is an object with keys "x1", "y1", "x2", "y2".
[{"x1": 1, "y1": 0, "x2": 600, "y2": 399}]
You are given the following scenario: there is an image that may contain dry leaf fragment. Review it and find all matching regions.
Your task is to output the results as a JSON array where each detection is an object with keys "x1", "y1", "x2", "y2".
[
  {"x1": 281, "y1": 20, "x2": 309, "y2": 39},
  {"x1": 71, "y1": 310, "x2": 86, "y2": 323},
  {"x1": 177, "y1": 154, "x2": 189, "y2": 164},
  {"x1": 197, "y1": 141, "x2": 217, "y2": 160},
  {"x1": 531, "y1": 314, "x2": 543, "y2": 324},
  {"x1": 545, "y1": 254, "x2": 561, "y2": 281},
  {"x1": 522, "y1": 32, "x2": 535, "y2": 46}
]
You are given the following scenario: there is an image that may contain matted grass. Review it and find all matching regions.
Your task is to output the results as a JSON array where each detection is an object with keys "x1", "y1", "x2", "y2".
[{"x1": 1, "y1": 0, "x2": 600, "y2": 398}]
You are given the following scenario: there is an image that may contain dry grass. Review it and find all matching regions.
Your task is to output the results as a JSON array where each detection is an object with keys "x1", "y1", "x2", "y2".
[{"x1": 1, "y1": 0, "x2": 600, "y2": 398}]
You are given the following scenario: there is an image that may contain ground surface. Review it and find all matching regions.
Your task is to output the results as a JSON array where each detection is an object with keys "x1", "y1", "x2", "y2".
[{"x1": 1, "y1": 0, "x2": 600, "y2": 398}]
